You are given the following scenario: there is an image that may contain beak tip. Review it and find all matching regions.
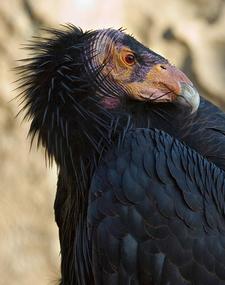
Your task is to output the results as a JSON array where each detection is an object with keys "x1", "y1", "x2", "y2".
[{"x1": 178, "y1": 82, "x2": 200, "y2": 114}]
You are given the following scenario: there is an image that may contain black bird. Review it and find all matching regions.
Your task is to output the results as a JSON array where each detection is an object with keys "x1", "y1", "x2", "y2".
[{"x1": 18, "y1": 25, "x2": 225, "y2": 285}]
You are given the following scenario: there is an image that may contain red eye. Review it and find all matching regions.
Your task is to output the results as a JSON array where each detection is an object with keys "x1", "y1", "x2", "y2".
[{"x1": 124, "y1": 53, "x2": 135, "y2": 65}]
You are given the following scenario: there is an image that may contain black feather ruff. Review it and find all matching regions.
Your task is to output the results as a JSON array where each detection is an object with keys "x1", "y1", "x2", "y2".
[
  {"x1": 17, "y1": 25, "x2": 119, "y2": 169},
  {"x1": 16, "y1": 25, "x2": 133, "y2": 285}
]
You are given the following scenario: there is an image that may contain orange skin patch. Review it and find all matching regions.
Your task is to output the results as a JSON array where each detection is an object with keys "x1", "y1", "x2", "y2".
[
  {"x1": 101, "y1": 45, "x2": 135, "y2": 80},
  {"x1": 126, "y1": 64, "x2": 193, "y2": 102},
  {"x1": 96, "y1": 40, "x2": 193, "y2": 104}
]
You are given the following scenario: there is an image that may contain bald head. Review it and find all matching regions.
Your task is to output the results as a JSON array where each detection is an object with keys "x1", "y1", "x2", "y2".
[{"x1": 83, "y1": 28, "x2": 199, "y2": 111}]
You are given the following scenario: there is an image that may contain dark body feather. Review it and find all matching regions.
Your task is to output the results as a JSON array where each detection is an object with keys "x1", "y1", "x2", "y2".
[
  {"x1": 89, "y1": 128, "x2": 225, "y2": 285},
  {"x1": 55, "y1": 97, "x2": 225, "y2": 285},
  {"x1": 17, "y1": 26, "x2": 225, "y2": 284}
]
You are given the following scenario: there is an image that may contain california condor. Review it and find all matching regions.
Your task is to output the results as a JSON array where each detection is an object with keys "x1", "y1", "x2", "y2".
[{"x1": 18, "y1": 25, "x2": 225, "y2": 285}]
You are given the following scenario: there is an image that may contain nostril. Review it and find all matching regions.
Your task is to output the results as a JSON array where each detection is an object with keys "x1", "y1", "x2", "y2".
[{"x1": 160, "y1": 65, "x2": 167, "y2": 70}]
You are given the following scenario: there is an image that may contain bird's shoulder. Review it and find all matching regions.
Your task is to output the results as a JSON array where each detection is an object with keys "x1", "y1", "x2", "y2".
[{"x1": 88, "y1": 127, "x2": 225, "y2": 285}]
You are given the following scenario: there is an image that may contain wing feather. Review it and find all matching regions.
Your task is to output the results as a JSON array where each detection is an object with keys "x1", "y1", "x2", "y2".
[{"x1": 88, "y1": 128, "x2": 225, "y2": 285}]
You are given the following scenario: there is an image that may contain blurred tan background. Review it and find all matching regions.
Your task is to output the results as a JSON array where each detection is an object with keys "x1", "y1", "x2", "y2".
[{"x1": 0, "y1": 0, "x2": 224, "y2": 284}]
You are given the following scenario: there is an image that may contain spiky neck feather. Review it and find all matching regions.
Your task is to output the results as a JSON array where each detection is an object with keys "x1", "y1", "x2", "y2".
[
  {"x1": 18, "y1": 26, "x2": 132, "y2": 284},
  {"x1": 19, "y1": 27, "x2": 118, "y2": 169}
]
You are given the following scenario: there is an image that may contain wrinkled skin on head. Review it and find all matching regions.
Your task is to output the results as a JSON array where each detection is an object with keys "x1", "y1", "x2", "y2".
[{"x1": 84, "y1": 29, "x2": 199, "y2": 112}]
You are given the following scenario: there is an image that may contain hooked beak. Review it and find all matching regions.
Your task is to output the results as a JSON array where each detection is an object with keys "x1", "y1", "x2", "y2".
[
  {"x1": 137, "y1": 63, "x2": 200, "y2": 113},
  {"x1": 177, "y1": 82, "x2": 200, "y2": 113}
]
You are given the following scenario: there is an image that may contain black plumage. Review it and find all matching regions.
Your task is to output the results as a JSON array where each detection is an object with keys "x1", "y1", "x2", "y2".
[{"x1": 17, "y1": 25, "x2": 225, "y2": 284}]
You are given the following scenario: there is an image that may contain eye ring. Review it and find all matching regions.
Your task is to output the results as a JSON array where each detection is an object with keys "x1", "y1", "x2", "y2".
[{"x1": 123, "y1": 53, "x2": 135, "y2": 65}]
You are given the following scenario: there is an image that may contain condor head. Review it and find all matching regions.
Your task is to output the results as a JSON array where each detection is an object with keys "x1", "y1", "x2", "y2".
[
  {"x1": 18, "y1": 25, "x2": 200, "y2": 165},
  {"x1": 83, "y1": 28, "x2": 200, "y2": 112}
]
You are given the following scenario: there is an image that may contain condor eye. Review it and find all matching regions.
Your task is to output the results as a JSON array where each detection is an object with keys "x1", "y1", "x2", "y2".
[{"x1": 123, "y1": 53, "x2": 135, "y2": 65}]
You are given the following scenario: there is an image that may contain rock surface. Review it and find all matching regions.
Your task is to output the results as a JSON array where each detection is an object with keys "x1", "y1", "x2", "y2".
[
  {"x1": 0, "y1": 1, "x2": 59, "y2": 284},
  {"x1": 0, "y1": 0, "x2": 224, "y2": 284}
]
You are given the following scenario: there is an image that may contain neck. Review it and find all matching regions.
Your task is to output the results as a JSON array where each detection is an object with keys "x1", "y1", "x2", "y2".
[
  {"x1": 56, "y1": 103, "x2": 133, "y2": 284},
  {"x1": 124, "y1": 97, "x2": 225, "y2": 171}
]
